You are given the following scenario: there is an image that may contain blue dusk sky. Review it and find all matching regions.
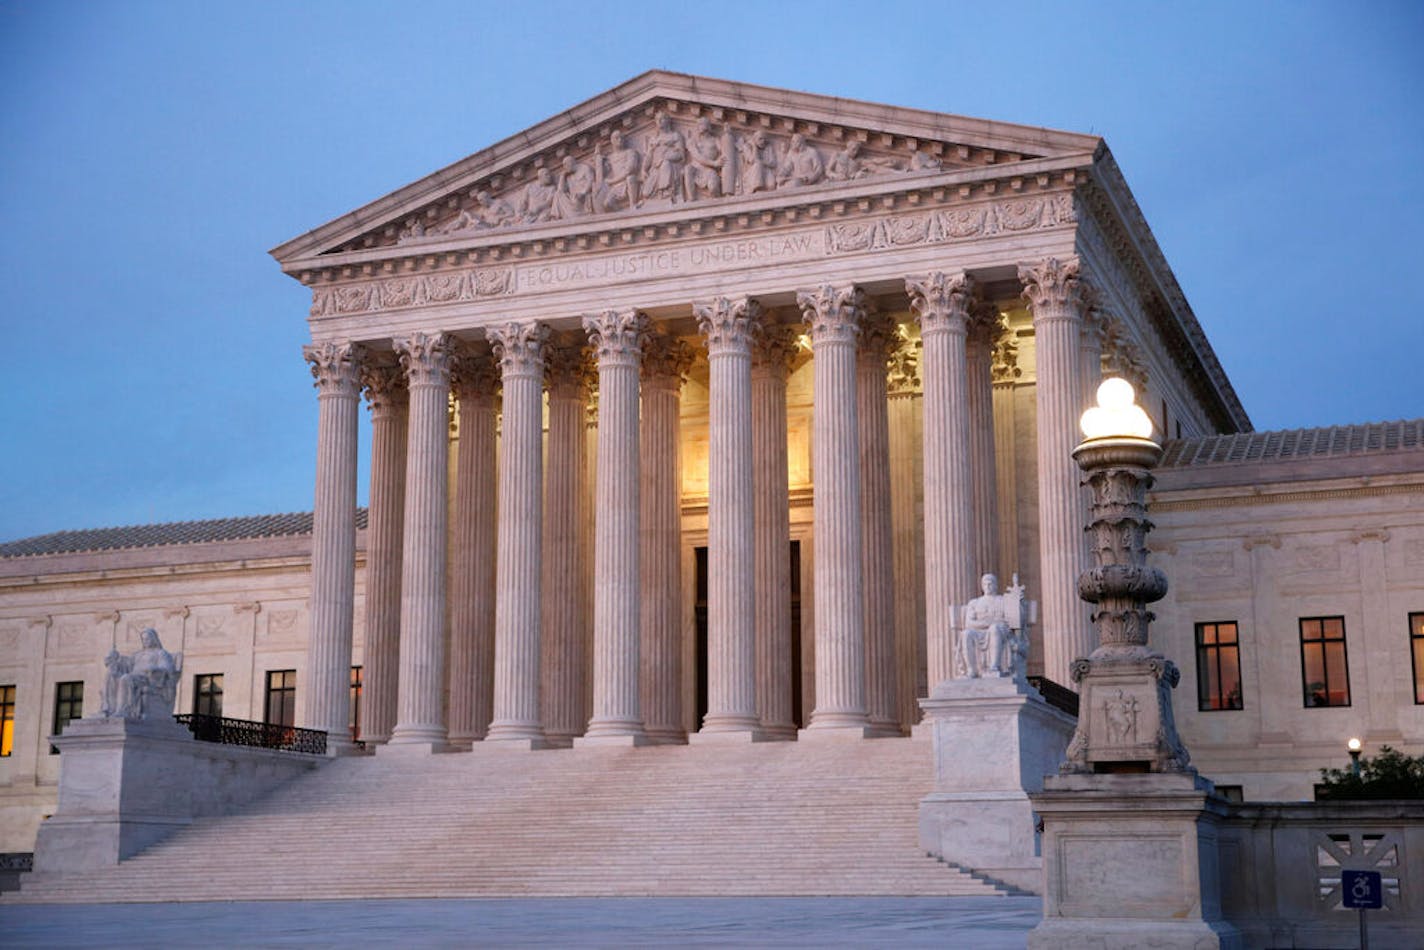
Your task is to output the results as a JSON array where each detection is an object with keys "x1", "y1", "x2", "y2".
[{"x1": 1, "y1": 1, "x2": 1421, "y2": 542}]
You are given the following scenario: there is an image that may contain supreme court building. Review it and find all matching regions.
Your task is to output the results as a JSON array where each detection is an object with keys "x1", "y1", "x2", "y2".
[{"x1": 1, "y1": 73, "x2": 1421, "y2": 853}]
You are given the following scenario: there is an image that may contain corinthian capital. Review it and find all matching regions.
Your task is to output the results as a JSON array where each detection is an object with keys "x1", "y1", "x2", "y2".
[
  {"x1": 641, "y1": 331, "x2": 695, "y2": 384},
  {"x1": 394, "y1": 332, "x2": 453, "y2": 387},
  {"x1": 360, "y1": 355, "x2": 409, "y2": 412},
  {"x1": 751, "y1": 323, "x2": 800, "y2": 378},
  {"x1": 695, "y1": 296, "x2": 760, "y2": 354},
  {"x1": 303, "y1": 340, "x2": 365, "y2": 396},
  {"x1": 487, "y1": 320, "x2": 550, "y2": 378},
  {"x1": 857, "y1": 310, "x2": 900, "y2": 367},
  {"x1": 582, "y1": 309, "x2": 649, "y2": 366},
  {"x1": 543, "y1": 334, "x2": 595, "y2": 395},
  {"x1": 905, "y1": 272, "x2": 973, "y2": 337},
  {"x1": 1018, "y1": 256, "x2": 1083, "y2": 319},
  {"x1": 797, "y1": 285, "x2": 866, "y2": 344},
  {"x1": 448, "y1": 342, "x2": 501, "y2": 402}
]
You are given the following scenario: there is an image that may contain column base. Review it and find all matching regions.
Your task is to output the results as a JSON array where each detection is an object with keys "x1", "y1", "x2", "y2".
[
  {"x1": 574, "y1": 733, "x2": 652, "y2": 748},
  {"x1": 688, "y1": 727, "x2": 775, "y2": 744},
  {"x1": 867, "y1": 717, "x2": 906, "y2": 737},
  {"x1": 798, "y1": 724, "x2": 877, "y2": 742},
  {"x1": 755, "y1": 722, "x2": 798, "y2": 741},
  {"x1": 642, "y1": 726, "x2": 688, "y2": 745}
]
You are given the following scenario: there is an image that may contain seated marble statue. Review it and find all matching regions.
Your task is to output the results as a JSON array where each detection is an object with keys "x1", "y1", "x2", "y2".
[
  {"x1": 952, "y1": 573, "x2": 1035, "y2": 681},
  {"x1": 101, "y1": 628, "x2": 183, "y2": 720}
]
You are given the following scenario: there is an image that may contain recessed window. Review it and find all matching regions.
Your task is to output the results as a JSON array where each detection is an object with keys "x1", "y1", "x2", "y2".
[
  {"x1": 1195, "y1": 622, "x2": 1243, "y2": 711},
  {"x1": 1300, "y1": 617, "x2": 1350, "y2": 708},
  {"x1": 51, "y1": 681, "x2": 83, "y2": 754},
  {"x1": 193, "y1": 674, "x2": 224, "y2": 718},
  {"x1": 1410, "y1": 613, "x2": 1424, "y2": 705},
  {"x1": 264, "y1": 670, "x2": 296, "y2": 727},
  {"x1": 349, "y1": 666, "x2": 363, "y2": 741},
  {"x1": 0, "y1": 685, "x2": 15, "y2": 757}
]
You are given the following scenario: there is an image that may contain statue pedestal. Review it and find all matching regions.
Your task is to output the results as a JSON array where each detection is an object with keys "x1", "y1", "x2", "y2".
[
  {"x1": 30, "y1": 716, "x2": 322, "y2": 877},
  {"x1": 917, "y1": 676, "x2": 1075, "y2": 893},
  {"x1": 33, "y1": 716, "x2": 197, "y2": 874},
  {"x1": 1028, "y1": 772, "x2": 1242, "y2": 949}
]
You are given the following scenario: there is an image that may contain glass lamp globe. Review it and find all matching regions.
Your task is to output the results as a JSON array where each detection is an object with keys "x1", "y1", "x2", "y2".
[{"x1": 1080, "y1": 378, "x2": 1155, "y2": 441}]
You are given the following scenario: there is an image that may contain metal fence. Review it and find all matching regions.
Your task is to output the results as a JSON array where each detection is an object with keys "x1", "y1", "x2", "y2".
[{"x1": 174, "y1": 713, "x2": 327, "y2": 755}]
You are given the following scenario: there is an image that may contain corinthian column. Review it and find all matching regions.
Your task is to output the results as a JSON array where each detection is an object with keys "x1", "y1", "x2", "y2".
[
  {"x1": 486, "y1": 321, "x2": 550, "y2": 746},
  {"x1": 640, "y1": 332, "x2": 694, "y2": 743},
  {"x1": 691, "y1": 296, "x2": 765, "y2": 740},
  {"x1": 907, "y1": 273, "x2": 976, "y2": 691},
  {"x1": 967, "y1": 302, "x2": 1001, "y2": 586},
  {"x1": 388, "y1": 332, "x2": 452, "y2": 750},
  {"x1": 857, "y1": 310, "x2": 901, "y2": 736},
  {"x1": 357, "y1": 357, "x2": 407, "y2": 746},
  {"x1": 301, "y1": 340, "x2": 363, "y2": 751},
  {"x1": 797, "y1": 285, "x2": 872, "y2": 736},
  {"x1": 543, "y1": 338, "x2": 593, "y2": 746},
  {"x1": 579, "y1": 309, "x2": 649, "y2": 744},
  {"x1": 1020, "y1": 257, "x2": 1092, "y2": 686},
  {"x1": 752, "y1": 323, "x2": 798, "y2": 739},
  {"x1": 447, "y1": 346, "x2": 499, "y2": 746}
]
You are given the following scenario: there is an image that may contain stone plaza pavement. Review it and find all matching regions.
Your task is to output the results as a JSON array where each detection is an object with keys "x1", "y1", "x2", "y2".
[{"x1": 0, "y1": 896, "x2": 1041, "y2": 947}]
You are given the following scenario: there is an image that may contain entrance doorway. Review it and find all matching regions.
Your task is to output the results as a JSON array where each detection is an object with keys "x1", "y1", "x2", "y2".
[{"x1": 694, "y1": 540, "x2": 804, "y2": 729}]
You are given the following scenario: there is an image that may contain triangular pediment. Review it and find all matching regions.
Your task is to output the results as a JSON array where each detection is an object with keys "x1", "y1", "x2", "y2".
[{"x1": 271, "y1": 71, "x2": 1100, "y2": 270}]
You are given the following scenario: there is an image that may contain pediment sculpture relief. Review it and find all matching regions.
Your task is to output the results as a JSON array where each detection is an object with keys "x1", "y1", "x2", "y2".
[{"x1": 393, "y1": 109, "x2": 957, "y2": 246}]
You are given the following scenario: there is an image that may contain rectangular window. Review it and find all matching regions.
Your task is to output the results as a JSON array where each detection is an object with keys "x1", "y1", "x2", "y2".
[
  {"x1": 1411, "y1": 613, "x2": 1424, "y2": 705},
  {"x1": 0, "y1": 685, "x2": 14, "y2": 757},
  {"x1": 264, "y1": 670, "x2": 297, "y2": 727},
  {"x1": 51, "y1": 681, "x2": 83, "y2": 754},
  {"x1": 1195, "y1": 622, "x2": 1243, "y2": 711},
  {"x1": 193, "y1": 674, "x2": 224, "y2": 718},
  {"x1": 1300, "y1": 616, "x2": 1350, "y2": 707},
  {"x1": 349, "y1": 666, "x2": 363, "y2": 741}
]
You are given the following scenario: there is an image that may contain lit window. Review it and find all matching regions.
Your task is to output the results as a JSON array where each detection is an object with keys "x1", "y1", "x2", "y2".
[
  {"x1": 265, "y1": 670, "x2": 296, "y2": 727},
  {"x1": 1195, "y1": 622, "x2": 1243, "y2": 711},
  {"x1": 349, "y1": 666, "x2": 363, "y2": 741},
  {"x1": 1410, "y1": 613, "x2": 1424, "y2": 705},
  {"x1": 193, "y1": 674, "x2": 224, "y2": 718},
  {"x1": 0, "y1": 685, "x2": 14, "y2": 757},
  {"x1": 1299, "y1": 617, "x2": 1350, "y2": 708},
  {"x1": 51, "y1": 681, "x2": 84, "y2": 754}
]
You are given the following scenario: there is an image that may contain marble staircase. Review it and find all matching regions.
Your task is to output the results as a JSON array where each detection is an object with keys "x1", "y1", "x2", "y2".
[{"x1": 14, "y1": 736, "x2": 1010, "y2": 902}]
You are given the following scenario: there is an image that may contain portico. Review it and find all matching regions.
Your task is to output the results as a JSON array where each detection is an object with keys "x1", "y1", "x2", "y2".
[{"x1": 275, "y1": 71, "x2": 1246, "y2": 751}]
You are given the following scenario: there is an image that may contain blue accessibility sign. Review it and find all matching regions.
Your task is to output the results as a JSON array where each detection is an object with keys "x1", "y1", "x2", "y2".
[{"x1": 1342, "y1": 869, "x2": 1383, "y2": 909}]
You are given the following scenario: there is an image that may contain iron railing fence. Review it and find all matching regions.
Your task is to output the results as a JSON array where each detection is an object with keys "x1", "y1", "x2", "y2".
[{"x1": 174, "y1": 713, "x2": 327, "y2": 755}]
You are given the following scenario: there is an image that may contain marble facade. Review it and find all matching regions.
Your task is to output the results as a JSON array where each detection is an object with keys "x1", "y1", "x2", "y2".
[{"x1": 1, "y1": 73, "x2": 1420, "y2": 856}]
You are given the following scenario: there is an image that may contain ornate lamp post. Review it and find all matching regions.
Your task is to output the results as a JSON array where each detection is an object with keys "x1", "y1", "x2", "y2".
[
  {"x1": 1061, "y1": 377, "x2": 1191, "y2": 774},
  {"x1": 1027, "y1": 378, "x2": 1240, "y2": 950}
]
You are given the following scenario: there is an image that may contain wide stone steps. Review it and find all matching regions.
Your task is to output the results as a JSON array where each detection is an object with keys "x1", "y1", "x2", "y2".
[{"x1": 14, "y1": 736, "x2": 1006, "y2": 902}]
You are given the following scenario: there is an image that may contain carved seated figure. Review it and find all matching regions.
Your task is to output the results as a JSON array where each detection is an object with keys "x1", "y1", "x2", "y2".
[
  {"x1": 953, "y1": 573, "x2": 1035, "y2": 681},
  {"x1": 101, "y1": 628, "x2": 183, "y2": 720}
]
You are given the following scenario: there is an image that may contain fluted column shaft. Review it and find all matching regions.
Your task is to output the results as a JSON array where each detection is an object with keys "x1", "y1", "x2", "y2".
[
  {"x1": 752, "y1": 326, "x2": 798, "y2": 738},
  {"x1": 358, "y1": 361, "x2": 407, "y2": 745},
  {"x1": 542, "y1": 342, "x2": 592, "y2": 745},
  {"x1": 302, "y1": 341, "x2": 363, "y2": 748},
  {"x1": 967, "y1": 309, "x2": 1000, "y2": 583},
  {"x1": 907, "y1": 274, "x2": 977, "y2": 690},
  {"x1": 580, "y1": 310, "x2": 648, "y2": 742},
  {"x1": 641, "y1": 334, "x2": 693, "y2": 742},
  {"x1": 857, "y1": 313, "x2": 899, "y2": 734},
  {"x1": 487, "y1": 321, "x2": 550, "y2": 743},
  {"x1": 448, "y1": 351, "x2": 499, "y2": 745},
  {"x1": 798, "y1": 286, "x2": 870, "y2": 732},
  {"x1": 1021, "y1": 258, "x2": 1092, "y2": 686},
  {"x1": 695, "y1": 297, "x2": 762, "y2": 736},
  {"x1": 389, "y1": 333, "x2": 452, "y2": 747}
]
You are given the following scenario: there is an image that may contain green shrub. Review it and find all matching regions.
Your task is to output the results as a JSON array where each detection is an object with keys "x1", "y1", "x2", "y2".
[{"x1": 1317, "y1": 746, "x2": 1424, "y2": 800}]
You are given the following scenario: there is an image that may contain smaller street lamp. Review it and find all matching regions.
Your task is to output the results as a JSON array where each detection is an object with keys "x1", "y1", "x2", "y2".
[{"x1": 1348, "y1": 737, "x2": 1363, "y2": 778}]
